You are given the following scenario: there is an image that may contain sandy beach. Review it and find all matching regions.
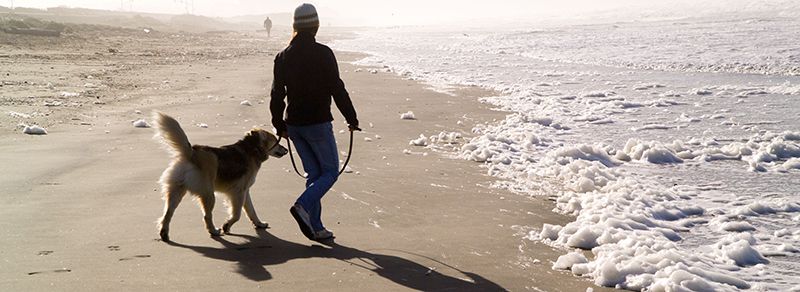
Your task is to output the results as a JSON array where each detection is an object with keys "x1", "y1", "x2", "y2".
[{"x1": 0, "y1": 22, "x2": 618, "y2": 291}]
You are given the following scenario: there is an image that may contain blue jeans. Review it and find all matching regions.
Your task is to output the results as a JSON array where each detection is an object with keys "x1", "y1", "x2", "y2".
[{"x1": 287, "y1": 122, "x2": 339, "y2": 232}]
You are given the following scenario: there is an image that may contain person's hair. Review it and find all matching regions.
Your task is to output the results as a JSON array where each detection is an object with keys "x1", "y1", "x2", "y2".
[{"x1": 290, "y1": 27, "x2": 318, "y2": 44}]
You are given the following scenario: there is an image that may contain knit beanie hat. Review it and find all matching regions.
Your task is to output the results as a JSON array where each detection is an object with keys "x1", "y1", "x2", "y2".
[{"x1": 293, "y1": 3, "x2": 319, "y2": 29}]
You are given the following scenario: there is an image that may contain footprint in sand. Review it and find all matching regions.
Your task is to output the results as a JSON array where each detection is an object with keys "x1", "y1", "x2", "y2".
[
  {"x1": 28, "y1": 268, "x2": 71, "y2": 275},
  {"x1": 119, "y1": 255, "x2": 151, "y2": 261},
  {"x1": 107, "y1": 245, "x2": 151, "y2": 261},
  {"x1": 29, "y1": 251, "x2": 69, "y2": 275}
]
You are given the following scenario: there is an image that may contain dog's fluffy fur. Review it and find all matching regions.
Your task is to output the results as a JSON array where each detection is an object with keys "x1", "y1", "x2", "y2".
[{"x1": 153, "y1": 112, "x2": 287, "y2": 242}]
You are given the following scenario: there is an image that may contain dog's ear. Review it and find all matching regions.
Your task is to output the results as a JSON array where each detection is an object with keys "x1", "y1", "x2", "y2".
[
  {"x1": 252, "y1": 126, "x2": 278, "y2": 136},
  {"x1": 251, "y1": 126, "x2": 270, "y2": 136},
  {"x1": 260, "y1": 131, "x2": 276, "y2": 147},
  {"x1": 245, "y1": 129, "x2": 257, "y2": 137}
]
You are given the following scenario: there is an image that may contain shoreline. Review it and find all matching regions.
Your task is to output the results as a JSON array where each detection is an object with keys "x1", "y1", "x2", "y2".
[{"x1": 1, "y1": 28, "x2": 615, "y2": 291}]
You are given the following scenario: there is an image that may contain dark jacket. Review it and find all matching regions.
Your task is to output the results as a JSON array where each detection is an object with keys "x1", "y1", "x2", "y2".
[{"x1": 270, "y1": 32, "x2": 358, "y2": 134}]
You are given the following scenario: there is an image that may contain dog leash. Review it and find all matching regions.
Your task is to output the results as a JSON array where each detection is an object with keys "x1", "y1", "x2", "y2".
[
  {"x1": 286, "y1": 130, "x2": 355, "y2": 178},
  {"x1": 267, "y1": 136, "x2": 283, "y2": 153}
]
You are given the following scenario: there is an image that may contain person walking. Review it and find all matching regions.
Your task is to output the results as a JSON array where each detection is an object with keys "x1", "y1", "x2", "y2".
[
  {"x1": 270, "y1": 3, "x2": 359, "y2": 241},
  {"x1": 263, "y1": 17, "x2": 272, "y2": 37}
]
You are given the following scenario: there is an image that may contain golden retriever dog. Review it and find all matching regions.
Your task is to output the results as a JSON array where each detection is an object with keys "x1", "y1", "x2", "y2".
[{"x1": 153, "y1": 112, "x2": 287, "y2": 242}]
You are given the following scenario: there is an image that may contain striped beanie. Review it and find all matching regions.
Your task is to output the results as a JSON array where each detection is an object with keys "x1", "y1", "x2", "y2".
[{"x1": 293, "y1": 3, "x2": 319, "y2": 29}]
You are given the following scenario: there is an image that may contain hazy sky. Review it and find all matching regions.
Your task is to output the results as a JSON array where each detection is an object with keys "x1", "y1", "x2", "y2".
[{"x1": 12, "y1": 0, "x2": 744, "y2": 25}]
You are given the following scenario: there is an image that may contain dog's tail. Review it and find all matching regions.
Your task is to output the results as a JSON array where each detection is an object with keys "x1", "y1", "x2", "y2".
[{"x1": 153, "y1": 111, "x2": 193, "y2": 161}]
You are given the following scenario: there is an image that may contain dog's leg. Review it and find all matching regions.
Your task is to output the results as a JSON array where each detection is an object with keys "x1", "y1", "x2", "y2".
[
  {"x1": 222, "y1": 191, "x2": 245, "y2": 234},
  {"x1": 198, "y1": 190, "x2": 222, "y2": 237},
  {"x1": 158, "y1": 184, "x2": 186, "y2": 242},
  {"x1": 244, "y1": 191, "x2": 269, "y2": 229}
]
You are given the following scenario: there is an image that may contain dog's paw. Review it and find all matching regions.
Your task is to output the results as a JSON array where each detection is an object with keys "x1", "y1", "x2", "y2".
[
  {"x1": 222, "y1": 222, "x2": 232, "y2": 234},
  {"x1": 208, "y1": 228, "x2": 222, "y2": 237},
  {"x1": 254, "y1": 222, "x2": 269, "y2": 229},
  {"x1": 159, "y1": 229, "x2": 170, "y2": 242}
]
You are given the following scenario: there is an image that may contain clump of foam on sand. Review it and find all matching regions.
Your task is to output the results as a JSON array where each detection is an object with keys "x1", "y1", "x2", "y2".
[
  {"x1": 409, "y1": 134, "x2": 428, "y2": 146},
  {"x1": 400, "y1": 111, "x2": 415, "y2": 119},
  {"x1": 133, "y1": 120, "x2": 151, "y2": 128},
  {"x1": 23, "y1": 125, "x2": 47, "y2": 135}
]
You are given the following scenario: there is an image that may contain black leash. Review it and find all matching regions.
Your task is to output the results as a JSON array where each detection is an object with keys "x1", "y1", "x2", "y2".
[
  {"x1": 268, "y1": 136, "x2": 283, "y2": 152},
  {"x1": 287, "y1": 130, "x2": 355, "y2": 178},
  {"x1": 339, "y1": 129, "x2": 356, "y2": 175},
  {"x1": 287, "y1": 137, "x2": 304, "y2": 178}
]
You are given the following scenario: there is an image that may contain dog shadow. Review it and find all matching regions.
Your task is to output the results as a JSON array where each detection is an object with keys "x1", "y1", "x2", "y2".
[{"x1": 166, "y1": 229, "x2": 506, "y2": 291}]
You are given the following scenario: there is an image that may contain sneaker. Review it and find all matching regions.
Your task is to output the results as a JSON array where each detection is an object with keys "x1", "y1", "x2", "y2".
[
  {"x1": 290, "y1": 203, "x2": 314, "y2": 240},
  {"x1": 314, "y1": 229, "x2": 334, "y2": 240}
]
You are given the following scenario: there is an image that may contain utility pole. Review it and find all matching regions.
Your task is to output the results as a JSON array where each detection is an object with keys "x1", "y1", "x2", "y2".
[
  {"x1": 175, "y1": 0, "x2": 195, "y2": 14},
  {"x1": 120, "y1": 0, "x2": 133, "y2": 12}
]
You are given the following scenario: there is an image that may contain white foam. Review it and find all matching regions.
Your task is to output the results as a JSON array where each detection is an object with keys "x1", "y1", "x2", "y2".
[
  {"x1": 719, "y1": 221, "x2": 756, "y2": 232},
  {"x1": 784, "y1": 158, "x2": 800, "y2": 170},
  {"x1": 552, "y1": 251, "x2": 588, "y2": 270},
  {"x1": 409, "y1": 134, "x2": 427, "y2": 146},
  {"x1": 10, "y1": 111, "x2": 31, "y2": 118},
  {"x1": 23, "y1": 125, "x2": 47, "y2": 135},
  {"x1": 133, "y1": 120, "x2": 151, "y2": 128},
  {"x1": 400, "y1": 111, "x2": 415, "y2": 120},
  {"x1": 779, "y1": 243, "x2": 799, "y2": 253},
  {"x1": 714, "y1": 235, "x2": 769, "y2": 267},
  {"x1": 450, "y1": 116, "x2": 799, "y2": 290}
]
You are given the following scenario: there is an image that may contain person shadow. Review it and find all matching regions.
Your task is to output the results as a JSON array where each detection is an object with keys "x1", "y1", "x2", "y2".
[{"x1": 166, "y1": 229, "x2": 506, "y2": 291}]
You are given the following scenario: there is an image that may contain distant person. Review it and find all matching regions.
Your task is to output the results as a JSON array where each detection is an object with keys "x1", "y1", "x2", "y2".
[
  {"x1": 263, "y1": 17, "x2": 272, "y2": 37},
  {"x1": 270, "y1": 3, "x2": 359, "y2": 241}
]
